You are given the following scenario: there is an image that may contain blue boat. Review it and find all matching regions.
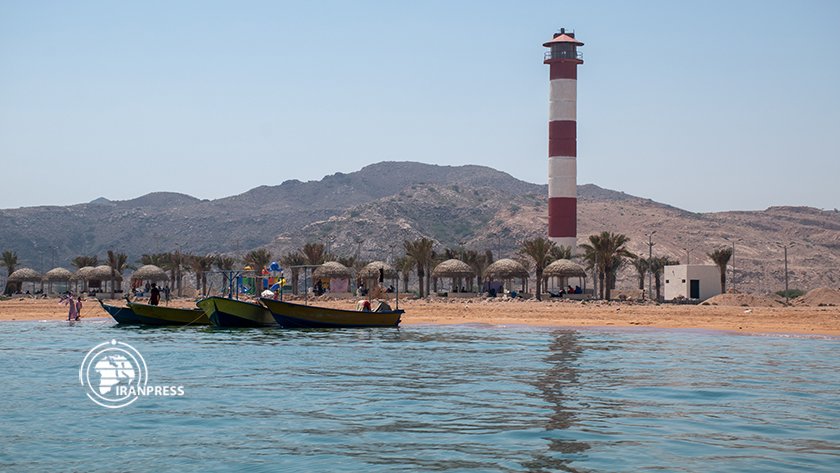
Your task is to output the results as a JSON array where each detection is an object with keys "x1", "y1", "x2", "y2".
[
  {"x1": 98, "y1": 299, "x2": 142, "y2": 324},
  {"x1": 260, "y1": 298, "x2": 402, "y2": 328}
]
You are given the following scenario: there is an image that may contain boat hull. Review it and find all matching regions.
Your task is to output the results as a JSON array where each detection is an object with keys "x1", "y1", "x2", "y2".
[
  {"x1": 129, "y1": 303, "x2": 209, "y2": 326},
  {"x1": 197, "y1": 297, "x2": 277, "y2": 327},
  {"x1": 260, "y1": 298, "x2": 402, "y2": 328},
  {"x1": 99, "y1": 300, "x2": 142, "y2": 324}
]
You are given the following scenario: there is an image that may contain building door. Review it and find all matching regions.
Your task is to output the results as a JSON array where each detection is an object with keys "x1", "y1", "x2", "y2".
[{"x1": 690, "y1": 280, "x2": 700, "y2": 299}]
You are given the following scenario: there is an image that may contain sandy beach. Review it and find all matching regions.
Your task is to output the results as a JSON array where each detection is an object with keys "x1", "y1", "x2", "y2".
[{"x1": 1, "y1": 296, "x2": 838, "y2": 336}]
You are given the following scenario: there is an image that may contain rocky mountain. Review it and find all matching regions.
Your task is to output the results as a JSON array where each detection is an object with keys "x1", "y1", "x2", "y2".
[{"x1": 0, "y1": 161, "x2": 837, "y2": 294}]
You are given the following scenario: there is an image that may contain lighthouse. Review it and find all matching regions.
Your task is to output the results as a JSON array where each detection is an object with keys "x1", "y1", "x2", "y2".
[{"x1": 544, "y1": 28, "x2": 583, "y2": 251}]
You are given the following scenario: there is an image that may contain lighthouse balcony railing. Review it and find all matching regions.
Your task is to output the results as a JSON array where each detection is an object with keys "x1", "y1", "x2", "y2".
[{"x1": 544, "y1": 51, "x2": 583, "y2": 60}]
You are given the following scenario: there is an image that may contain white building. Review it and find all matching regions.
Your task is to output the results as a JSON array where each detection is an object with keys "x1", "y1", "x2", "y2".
[{"x1": 663, "y1": 265, "x2": 721, "y2": 301}]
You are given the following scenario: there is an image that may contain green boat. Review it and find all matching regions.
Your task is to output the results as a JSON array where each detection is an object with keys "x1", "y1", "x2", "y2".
[
  {"x1": 197, "y1": 296, "x2": 276, "y2": 327},
  {"x1": 128, "y1": 302, "x2": 210, "y2": 326}
]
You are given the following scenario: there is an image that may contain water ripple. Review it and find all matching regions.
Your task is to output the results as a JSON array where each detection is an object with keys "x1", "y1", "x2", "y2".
[{"x1": 0, "y1": 321, "x2": 837, "y2": 472}]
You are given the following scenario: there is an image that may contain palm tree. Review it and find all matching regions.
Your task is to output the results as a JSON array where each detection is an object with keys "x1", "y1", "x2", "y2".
[
  {"x1": 394, "y1": 256, "x2": 414, "y2": 294},
  {"x1": 213, "y1": 254, "x2": 237, "y2": 297},
  {"x1": 578, "y1": 237, "x2": 603, "y2": 298},
  {"x1": 71, "y1": 255, "x2": 97, "y2": 269},
  {"x1": 2, "y1": 250, "x2": 19, "y2": 275},
  {"x1": 578, "y1": 232, "x2": 636, "y2": 300},
  {"x1": 280, "y1": 251, "x2": 306, "y2": 295},
  {"x1": 631, "y1": 256, "x2": 649, "y2": 290},
  {"x1": 70, "y1": 255, "x2": 97, "y2": 292},
  {"x1": 337, "y1": 255, "x2": 357, "y2": 270},
  {"x1": 443, "y1": 247, "x2": 464, "y2": 260},
  {"x1": 244, "y1": 248, "x2": 272, "y2": 293},
  {"x1": 106, "y1": 250, "x2": 128, "y2": 299},
  {"x1": 549, "y1": 245, "x2": 573, "y2": 261},
  {"x1": 138, "y1": 253, "x2": 167, "y2": 267},
  {"x1": 476, "y1": 249, "x2": 494, "y2": 291},
  {"x1": 606, "y1": 256, "x2": 626, "y2": 293},
  {"x1": 301, "y1": 242, "x2": 326, "y2": 266},
  {"x1": 403, "y1": 238, "x2": 434, "y2": 297},
  {"x1": 1, "y1": 250, "x2": 19, "y2": 294},
  {"x1": 459, "y1": 250, "x2": 478, "y2": 292},
  {"x1": 215, "y1": 255, "x2": 237, "y2": 270},
  {"x1": 648, "y1": 256, "x2": 679, "y2": 301},
  {"x1": 429, "y1": 249, "x2": 445, "y2": 293},
  {"x1": 708, "y1": 247, "x2": 733, "y2": 293},
  {"x1": 189, "y1": 254, "x2": 216, "y2": 296},
  {"x1": 162, "y1": 251, "x2": 187, "y2": 297},
  {"x1": 519, "y1": 237, "x2": 556, "y2": 301}
]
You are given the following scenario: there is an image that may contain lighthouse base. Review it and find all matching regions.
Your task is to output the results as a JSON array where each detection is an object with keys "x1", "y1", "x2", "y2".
[{"x1": 550, "y1": 236, "x2": 578, "y2": 255}]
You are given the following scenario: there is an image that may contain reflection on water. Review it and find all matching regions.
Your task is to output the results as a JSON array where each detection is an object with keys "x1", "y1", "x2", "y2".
[
  {"x1": 525, "y1": 331, "x2": 590, "y2": 472},
  {"x1": 0, "y1": 320, "x2": 837, "y2": 472}
]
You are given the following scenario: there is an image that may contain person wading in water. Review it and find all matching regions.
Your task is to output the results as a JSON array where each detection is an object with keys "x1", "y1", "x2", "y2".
[{"x1": 60, "y1": 293, "x2": 80, "y2": 321}]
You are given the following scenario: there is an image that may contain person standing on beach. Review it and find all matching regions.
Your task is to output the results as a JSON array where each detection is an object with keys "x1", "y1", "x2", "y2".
[
  {"x1": 163, "y1": 285, "x2": 171, "y2": 305},
  {"x1": 75, "y1": 295, "x2": 83, "y2": 319},
  {"x1": 149, "y1": 283, "x2": 161, "y2": 306}
]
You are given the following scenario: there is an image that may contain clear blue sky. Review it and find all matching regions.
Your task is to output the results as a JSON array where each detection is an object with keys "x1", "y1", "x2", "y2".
[{"x1": 1, "y1": 0, "x2": 838, "y2": 212}]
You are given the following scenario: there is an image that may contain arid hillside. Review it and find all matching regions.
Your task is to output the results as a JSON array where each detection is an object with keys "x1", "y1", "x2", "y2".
[{"x1": 1, "y1": 162, "x2": 837, "y2": 294}]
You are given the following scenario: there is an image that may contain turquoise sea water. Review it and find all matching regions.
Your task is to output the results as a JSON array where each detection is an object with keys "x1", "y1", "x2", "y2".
[{"x1": 0, "y1": 320, "x2": 838, "y2": 472}]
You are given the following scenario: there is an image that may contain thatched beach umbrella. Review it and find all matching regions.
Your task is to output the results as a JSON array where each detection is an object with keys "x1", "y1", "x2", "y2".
[
  {"x1": 358, "y1": 261, "x2": 397, "y2": 280},
  {"x1": 543, "y1": 259, "x2": 587, "y2": 293},
  {"x1": 71, "y1": 266, "x2": 95, "y2": 293},
  {"x1": 544, "y1": 259, "x2": 586, "y2": 278},
  {"x1": 131, "y1": 264, "x2": 168, "y2": 282},
  {"x1": 44, "y1": 267, "x2": 73, "y2": 294},
  {"x1": 432, "y1": 259, "x2": 475, "y2": 293},
  {"x1": 313, "y1": 261, "x2": 351, "y2": 279},
  {"x1": 44, "y1": 267, "x2": 73, "y2": 281},
  {"x1": 90, "y1": 265, "x2": 122, "y2": 281},
  {"x1": 313, "y1": 261, "x2": 352, "y2": 293},
  {"x1": 72, "y1": 266, "x2": 95, "y2": 280},
  {"x1": 8, "y1": 268, "x2": 43, "y2": 294},
  {"x1": 89, "y1": 264, "x2": 122, "y2": 294},
  {"x1": 358, "y1": 261, "x2": 398, "y2": 296},
  {"x1": 484, "y1": 258, "x2": 529, "y2": 293}
]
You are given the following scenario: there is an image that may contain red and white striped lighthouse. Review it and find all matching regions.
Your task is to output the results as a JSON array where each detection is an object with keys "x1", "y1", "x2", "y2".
[{"x1": 543, "y1": 28, "x2": 583, "y2": 251}]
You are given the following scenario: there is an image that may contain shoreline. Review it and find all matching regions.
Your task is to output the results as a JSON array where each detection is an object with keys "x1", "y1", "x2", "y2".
[
  {"x1": 3, "y1": 315, "x2": 838, "y2": 340},
  {"x1": 1, "y1": 297, "x2": 838, "y2": 337}
]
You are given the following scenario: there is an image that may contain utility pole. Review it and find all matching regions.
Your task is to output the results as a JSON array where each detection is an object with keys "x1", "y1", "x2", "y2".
[
  {"x1": 354, "y1": 238, "x2": 363, "y2": 260},
  {"x1": 646, "y1": 231, "x2": 656, "y2": 301},
  {"x1": 777, "y1": 242, "x2": 795, "y2": 305},
  {"x1": 784, "y1": 245, "x2": 789, "y2": 304},
  {"x1": 388, "y1": 242, "x2": 397, "y2": 265}
]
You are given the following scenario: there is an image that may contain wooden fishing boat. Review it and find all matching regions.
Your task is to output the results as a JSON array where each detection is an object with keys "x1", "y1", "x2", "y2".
[
  {"x1": 197, "y1": 296, "x2": 277, "y2": 327},
  {"x1": 129, "y1": 302, "x2": 209, "y2": 326},
  {"x1": 98, "y1": 299, "x2": 142, "y2": 324},
  {"x1": 260, "y1": 298, "x2": 402, "y2": 328}
]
